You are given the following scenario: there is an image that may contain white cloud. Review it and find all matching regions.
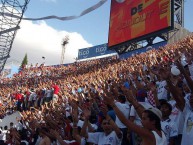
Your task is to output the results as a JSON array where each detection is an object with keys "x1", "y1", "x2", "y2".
[{"x1": 9, "y1": 20, "x2": 92, "y2": 66}]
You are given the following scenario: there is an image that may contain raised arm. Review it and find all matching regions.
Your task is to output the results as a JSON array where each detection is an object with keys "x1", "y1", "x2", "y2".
[
  {"x1": 71, "y1": 103, "x2": 82, "y2": 143},
  {"x1": 80, "y1": 108, "x2": 90, "y2": 138},
  {"x1": 103, "y1": 93, "x2": 154, "y2": 139},
  {"x1": 159, "y1": 67, "x2": 185, "y2": 111},
  {"x1": 50, "y1": 129, "x2": 69, "y2": 145},
  {"x1": 100, "y1": 105, "x2": 122, "y2": 139},
  {"x1": 177, "y1": 61, "x2": 193, "y2": 92},
  {"x1": 121, "y1": 86, "x2": 145, "y2": 118}
]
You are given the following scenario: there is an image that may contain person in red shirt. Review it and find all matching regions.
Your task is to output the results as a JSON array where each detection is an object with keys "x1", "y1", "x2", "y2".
[
  {"x1": 52, "y1": 83, "x2": 60, "y2": 107},
  {"x1": 15, "y1": 90, "x2": 24, "y2": 111},
  {"x1": 53, "y1": 84, "x2": 60, "y2": 95}
]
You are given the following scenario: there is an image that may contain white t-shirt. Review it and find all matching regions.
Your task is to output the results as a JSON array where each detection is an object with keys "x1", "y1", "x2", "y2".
[
  {"x1": 46, "y1": 90, "x2": 52, "y2": 98},
  {"x1": 169, "y1": 100, "x2": 184, "y2": 134},
  {"x1": 152, "y1": 131, "x2": 167, "y2": 145},
  {"x1": 157, "y1": 80, "x2": 168, "y2": 100},
  {"x1": 130, "y1": 102, "x2": 152, "y2": 126},
  {"x1": 181, "y1": 103, "x2": 193, "y2": 145},
  {"x1": 28, "y1": 92, "x2": 36, "y2": 101},
  {"x1": 87, "y1": 131, "x2": 122, "y2": 145},
  {"x1": 161, "y1": 118, "x2": 178, "y2": 143},
  {"x1": 115, "y1": 102, "x2": 130, "y2": 128},
  {"x1": 2, "y1": 130, "x2": 8, "y2": 141}
]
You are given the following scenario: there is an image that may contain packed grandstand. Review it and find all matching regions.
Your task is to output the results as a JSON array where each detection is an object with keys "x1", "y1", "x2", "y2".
[{"x1": 0, "y1": 35, "x2": 193, "y2": 145}]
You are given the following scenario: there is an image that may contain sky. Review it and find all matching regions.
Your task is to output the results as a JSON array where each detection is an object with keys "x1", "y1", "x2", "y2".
[{"x1": 5, "y1": 0, "x2": 193, "y2": 68}]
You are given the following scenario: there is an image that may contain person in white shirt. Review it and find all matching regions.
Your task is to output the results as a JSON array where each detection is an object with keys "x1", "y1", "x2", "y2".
[
  {"x1": 171, "y1": 92, "x2": 193, "y2": 145},
  {"x1": 169, "y1": 99, "x2": 184, "y2": 145},
  {"x1": 115, "y1": 95, "x2": 130, "y2": 145},
  {"x1": 28, "y1": 90, "x2": 36, "y2": 108},
  {"x1": 103, "y1": 92, "x2": 167, "y2": 145},
  {"x1": 82, "y1": 105, "x2": 122, "y2": 145},
  {"x1": 45, "y1": 87, "x2": 53, "y2": 103},
  {"x1": 161, "y1": 63, "x2": 193, "y2": 145},
  {"x1": 160, "y1": 101, "x2": 178, "y2": 144},
  {"x1": 1, "y1": 126, "x2": 8, "y2": 141},
  {"x1": 157, "y1": 80, "x2": 168, "y2": 100}
]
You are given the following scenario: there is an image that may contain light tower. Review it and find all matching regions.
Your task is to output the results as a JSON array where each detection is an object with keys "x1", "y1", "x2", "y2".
[
  {"x1": 60, "y1": 36, "x2": 69, "y2": 64},
  {"x1": 0, "y1": 0, "x2": 30, "y2": 73}
]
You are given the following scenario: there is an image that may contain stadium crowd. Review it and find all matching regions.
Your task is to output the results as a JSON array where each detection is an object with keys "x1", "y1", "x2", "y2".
[{"x1": 0, "y1": 35, "x2": 193, "y2": 145}]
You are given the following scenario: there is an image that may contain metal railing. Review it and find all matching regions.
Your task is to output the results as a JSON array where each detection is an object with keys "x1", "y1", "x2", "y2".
[{"x1": 0, "y1": 0, "x2": 30, "y2": 73}]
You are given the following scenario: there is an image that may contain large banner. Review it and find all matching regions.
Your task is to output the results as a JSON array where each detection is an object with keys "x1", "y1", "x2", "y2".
[
  {"x1": 108, "y1": 0, "x2": 173, "y2": 47},
  {"x1": 78, "y1": 43, "x2": 116, "y2": 60}
]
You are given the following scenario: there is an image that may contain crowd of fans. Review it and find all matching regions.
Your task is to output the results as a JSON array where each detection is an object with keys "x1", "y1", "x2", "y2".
[{"x1": 0, "y1": 35, "x2": 193, "y2": 145}]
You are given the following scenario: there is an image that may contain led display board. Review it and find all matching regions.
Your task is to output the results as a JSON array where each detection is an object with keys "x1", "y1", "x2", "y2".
[{"x1": 108, "y1": 0, "x2": 173, "y2": 47}]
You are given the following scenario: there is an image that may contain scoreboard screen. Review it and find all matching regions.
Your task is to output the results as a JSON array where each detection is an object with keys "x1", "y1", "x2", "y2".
[{"x1": 108, "y1": 0, "x2": 173, "y2": 47}]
